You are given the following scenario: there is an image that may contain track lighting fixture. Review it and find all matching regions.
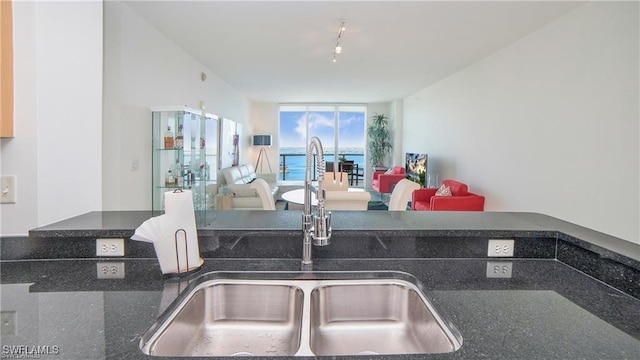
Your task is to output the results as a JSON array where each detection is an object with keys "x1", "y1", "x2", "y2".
[{"x1": 332, "y1": 19, "x2": 346, "y2": 63}]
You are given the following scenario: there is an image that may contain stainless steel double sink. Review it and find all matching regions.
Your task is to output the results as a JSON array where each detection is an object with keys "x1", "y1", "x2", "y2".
[{"x1": 140, "y1": 271, "x2": 462, "y2": 357}]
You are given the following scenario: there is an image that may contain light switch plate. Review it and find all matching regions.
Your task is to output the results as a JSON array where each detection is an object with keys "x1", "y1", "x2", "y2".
[
  {"x1": 0, "y1": 175, "x2": 17, "y2": 204},
  {"x1": 1, "y1": 311, "x2": 16, "y2": 336}
]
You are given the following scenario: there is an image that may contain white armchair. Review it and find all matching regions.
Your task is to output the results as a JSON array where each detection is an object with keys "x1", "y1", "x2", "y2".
[
  {"x1": 218, "y1": 164, "x2": 278, "y2": 210},
  {"x1": 249, "y1": 178, "x2": 276, "y2": 210},
  {"x1": 321, "y1": 172, "x2": 350, "y2": 191},
  {"x1": 324, "y1": 191, "x2": 371, "y2": 211},
  {"x1": 388, "y1": 179, "x2": 420, "y2": 211}
]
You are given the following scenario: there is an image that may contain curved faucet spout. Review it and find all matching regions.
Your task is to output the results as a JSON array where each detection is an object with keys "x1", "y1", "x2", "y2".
[
  {"x1": 302, "y1": 137, "x2": 332, "y2": 269},
  {"x1": 305, "y1": 137, "x2": 326, "y2": 213}
]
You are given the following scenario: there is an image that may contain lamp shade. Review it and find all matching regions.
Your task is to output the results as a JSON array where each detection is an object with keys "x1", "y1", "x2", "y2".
[{"x1": 252, "y1": 135, "x2": 272, "y2": 146}]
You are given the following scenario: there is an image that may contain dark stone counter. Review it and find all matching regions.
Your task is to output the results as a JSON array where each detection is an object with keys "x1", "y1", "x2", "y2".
[
  {"x1": 1, "y1": 210, "x2": 639, "y2": 359},
  {"x1": 0, "y1": 258, "x2": 638, "y2": 359}
]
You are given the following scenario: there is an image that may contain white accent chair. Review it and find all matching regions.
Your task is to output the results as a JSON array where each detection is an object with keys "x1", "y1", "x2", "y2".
[
  {"x1": 249, "y1": 178, "x2": 276, "y2": 210},
  {"x1": 321, "y1": 172, "x2": 350, "y2": 191},
  {"x1": 324, "y1": 191, "x2": 371, "y2": 211},
  {"x1": 218, "y1": 164, "x2": 278, "y2": 210},
  {"x1": 388, "y1": 179, "x2": 420, "y2": 211}
]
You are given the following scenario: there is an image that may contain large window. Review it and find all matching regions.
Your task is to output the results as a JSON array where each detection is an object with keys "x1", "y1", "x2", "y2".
[{"x1": 279, "y1": 105, "x2": 366, "y2": 181}]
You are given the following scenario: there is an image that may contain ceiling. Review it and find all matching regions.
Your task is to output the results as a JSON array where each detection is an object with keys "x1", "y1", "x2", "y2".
[{"x1": 125, "y1": 1, "x2": 584, "y2": 103}]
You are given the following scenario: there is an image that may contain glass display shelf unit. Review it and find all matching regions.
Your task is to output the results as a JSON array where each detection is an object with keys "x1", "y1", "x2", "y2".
[{"x1": 152, "y1": 106, "x2": 218, "y2": 211}]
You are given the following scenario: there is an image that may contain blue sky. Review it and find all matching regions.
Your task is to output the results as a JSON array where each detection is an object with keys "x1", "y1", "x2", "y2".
[{"x1": 280, "y1": 111, "x2": 365, "y2": 149}]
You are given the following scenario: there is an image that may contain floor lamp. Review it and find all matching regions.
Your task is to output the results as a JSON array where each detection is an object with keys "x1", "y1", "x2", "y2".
[
  {"x1": 255, "y1": 147, "x2": 273, "y2": 173},
  {"x1": 253, "y1": 134, "x2": 273, "y2": 173}
]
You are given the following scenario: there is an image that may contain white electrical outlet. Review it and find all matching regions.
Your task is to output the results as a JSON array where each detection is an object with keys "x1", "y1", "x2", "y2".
[
  {"x1": 486, "y1": 261, "x2": 513, "y2": 278},
  {"x1": 96, "y1": 262, "x2": 125, "y2": 279},
  {"x1": 0, "y1": 175, "x2": 17, "y2": 204},
  {"x1": 96, "y1": 238, "x2": 125, "y2": 257},
  {"x1": 488, "y1": 239, "x2": 515, "y2": 257}
]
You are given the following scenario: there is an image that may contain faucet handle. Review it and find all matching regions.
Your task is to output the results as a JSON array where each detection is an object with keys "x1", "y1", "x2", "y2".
[{"x1": 312, "y1": 210, "x2": 331, "y2": 246}]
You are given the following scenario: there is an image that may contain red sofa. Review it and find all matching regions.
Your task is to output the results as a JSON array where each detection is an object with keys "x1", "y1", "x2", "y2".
[
  {"x1": 411, "y1": 179, "x2": 485, "y2": 211},
  {"x1": 372, "y1": 166, "x2": 406, "y2": 194}
]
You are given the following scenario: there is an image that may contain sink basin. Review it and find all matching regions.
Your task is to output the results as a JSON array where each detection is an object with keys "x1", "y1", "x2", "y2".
[
  {"x1": 142, "y1": 282, "x2": 304, "y2": 356},
  {"x1": 140, "y1": 271, "x2": 462, "y2": 357},
  {"x1": 310, "y1": 282, "x2": 458, "y2": 356}
]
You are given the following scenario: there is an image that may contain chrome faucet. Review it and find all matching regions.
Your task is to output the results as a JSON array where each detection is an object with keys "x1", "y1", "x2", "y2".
[{"x1": 301, "y1": 136, "x2": 332, "y2": 270}]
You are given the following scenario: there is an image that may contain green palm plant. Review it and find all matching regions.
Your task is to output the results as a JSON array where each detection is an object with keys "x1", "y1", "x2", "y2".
[{"x1": 367, "y1": 113, "x2": 392, "y2": 167}]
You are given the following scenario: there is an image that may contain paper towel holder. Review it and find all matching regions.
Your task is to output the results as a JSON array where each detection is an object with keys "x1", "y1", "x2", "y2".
[{"x1": 165, "y1": 228, "x2": 203, "y2": 278}]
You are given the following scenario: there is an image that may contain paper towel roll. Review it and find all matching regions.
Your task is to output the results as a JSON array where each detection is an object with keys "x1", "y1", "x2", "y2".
[{"x1": 131, "y1": 190, "x2": 202, "y2": 275}]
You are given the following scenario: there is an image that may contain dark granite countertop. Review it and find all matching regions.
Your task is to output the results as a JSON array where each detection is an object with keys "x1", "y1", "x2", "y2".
[
  {"x1": 1, "y1": 210, "x2": 639, "y2": 359},
  {"x1": 1, "y1": 257, "x2": 638, "y2": 359}
]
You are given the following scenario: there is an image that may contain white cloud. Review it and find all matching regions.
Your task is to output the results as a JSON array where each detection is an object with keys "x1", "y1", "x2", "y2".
[
  {"x1": 294, "y1": 114, "x2": 306, "y2": 138},
  {"x1": 339, "y1": 115, "x2": 357, "y2": 128},
  {"x1": 308, "y1": 113, "x2": 334, "y2": 130}
]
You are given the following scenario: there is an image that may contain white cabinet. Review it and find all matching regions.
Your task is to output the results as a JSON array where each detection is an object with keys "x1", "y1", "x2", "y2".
[{"x1": 151, "y1": 107, "x2": 218, "y2": 210}]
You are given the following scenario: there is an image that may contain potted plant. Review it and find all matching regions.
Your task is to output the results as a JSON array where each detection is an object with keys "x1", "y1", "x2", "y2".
[
  {"x1": 418, "y1": 170, "x2": 426, "y2": 187},
  {"x1": 367, "y1": 113, "x2": 392, "y2": 169},
  {"x1": 407, "y1": 169, "x2": 426, "y2": 187}
]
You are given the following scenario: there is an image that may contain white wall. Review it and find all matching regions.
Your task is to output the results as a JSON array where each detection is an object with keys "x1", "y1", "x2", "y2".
[
  {"x1": 388, "y1": 100, "x2": 404, "y2": 167},
  {"x1": 403, "y1": 2, "x2": 639, "y2": 244},
  {"x1": 102, "y1": 2, "x2": 251, "y2": 210},
  {"x1": 249, "y1": 102, "x2": 279, "y2": 174},
  {"x1": 366, "y1": 102, "x2": 394, "y2": 187},
  {"x1": 0, "y1": 1, "x2": 102, "y2": 236}
]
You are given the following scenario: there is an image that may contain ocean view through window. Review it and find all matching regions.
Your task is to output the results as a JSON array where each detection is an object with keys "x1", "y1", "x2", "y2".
[{"x1": 279, "y1": 105, "x2": 366, "y2": 182}]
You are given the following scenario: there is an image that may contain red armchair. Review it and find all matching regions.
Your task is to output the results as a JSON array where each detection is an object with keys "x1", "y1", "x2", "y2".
[
  {"x1": 372, "y1": 166, "x2": 406, "y2": 194},
  {"x1": 411, "y1": 179, "x2": 485, "y2": 211}
]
